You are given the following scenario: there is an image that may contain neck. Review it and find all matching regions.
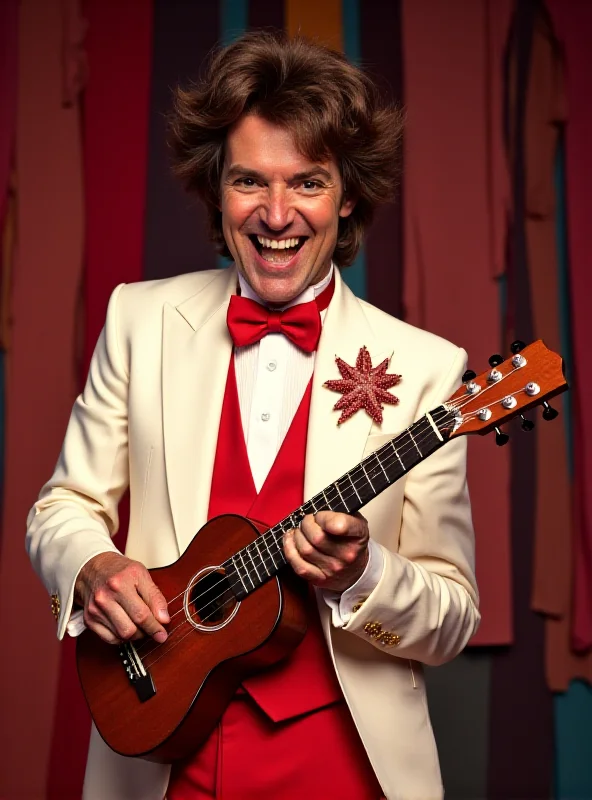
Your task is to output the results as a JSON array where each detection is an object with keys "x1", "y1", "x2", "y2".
[
  {"x1": 237, "y1": 262, "x2": 334, "y2": 309},
  {"x1": 224, "y1": 404, "x2": 456, "y2": 598}
]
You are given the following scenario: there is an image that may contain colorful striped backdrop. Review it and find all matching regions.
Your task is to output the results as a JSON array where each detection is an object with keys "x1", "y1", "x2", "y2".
[{"x1": 0, "y1": 1, "x2": 590, "y2": 797}]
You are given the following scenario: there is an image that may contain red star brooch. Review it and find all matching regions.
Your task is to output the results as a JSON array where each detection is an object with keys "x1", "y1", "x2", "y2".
[{"x1": 324, "y1": 346, "x2": 402, "y2": 425}]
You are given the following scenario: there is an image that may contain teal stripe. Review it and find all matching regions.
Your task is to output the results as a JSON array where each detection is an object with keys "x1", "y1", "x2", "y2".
[
  {"x1": 220, "y1": 0, "x2": 248, "y2": 46},
  {"x1": 342, "y1": 250, "x2": 367, "y2": 299},
  {"x1": 555, "y1": 681, "x2": 592, "y2": 800},
  {"x1": 341, "y1": 0, "x2": 367, "y2": 299},
  {"x1": 553, "y1": 134, "x2": 592, "y2": 800},
  {"x1": 218, "y1": 0, "x2": 248, "y2": 268},
  {"x1": 342, "y1": 0, "x2": 361, "y2": 65}
]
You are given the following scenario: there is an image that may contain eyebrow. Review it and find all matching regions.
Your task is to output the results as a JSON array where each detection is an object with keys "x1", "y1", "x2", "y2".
[{"x1": 225, "y1": 165, "x2": 334, "y2": 183}]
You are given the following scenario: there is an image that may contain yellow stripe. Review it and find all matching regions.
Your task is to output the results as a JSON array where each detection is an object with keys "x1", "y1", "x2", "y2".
[{"x1": 285, "y1": 0, "x2": 343, "y2": 52}]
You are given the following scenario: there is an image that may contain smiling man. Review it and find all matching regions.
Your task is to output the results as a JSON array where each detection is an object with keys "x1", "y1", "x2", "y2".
[{"x1": 26, "y1": 32, "x2": 480, "y2": 800}]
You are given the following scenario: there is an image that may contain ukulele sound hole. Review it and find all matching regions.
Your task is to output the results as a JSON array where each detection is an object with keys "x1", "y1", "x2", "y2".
[{"x1": 186, "y1": 568, "x2": 239, "y2": 631}]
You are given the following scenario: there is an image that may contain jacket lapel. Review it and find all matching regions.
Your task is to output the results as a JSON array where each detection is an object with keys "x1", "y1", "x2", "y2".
[
  {"x1": 304, "y1": 271, "x2": 392, "y2": 504},
  {"x1": 162, "y1": 267, "x2": 236, "y2": 554}
]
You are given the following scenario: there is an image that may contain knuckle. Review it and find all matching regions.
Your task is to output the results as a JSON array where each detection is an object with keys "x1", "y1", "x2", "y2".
[
  {"x1": 300, "y1": 541, "x2": 314, "y2": 558},
  {"x1": 329, "y1": 559, "x2": 343, "y2": 574},
  {"x1": 93, "y1": 588, "x2": 110, "y2": 608},
  {"x1": 294, "y1": 564, "x2": 309, "y2": 579},
  {"x1": 105, "y1": 574, "x2": 123, "y2": 593},
  {"x1": 132, "y1": 606, "x2": 151, "y2": 625},
  {"x1": 118, "y1": 623, "x2": 137, "y2": 641},
  {"x1": 310, "y1": 531, "x2": 325, "y2": 549}
]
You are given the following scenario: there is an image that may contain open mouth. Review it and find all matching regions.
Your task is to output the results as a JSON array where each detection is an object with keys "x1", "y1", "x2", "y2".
[{"x1": 249, "y1": 234, "x2": 307, "y2": 265}]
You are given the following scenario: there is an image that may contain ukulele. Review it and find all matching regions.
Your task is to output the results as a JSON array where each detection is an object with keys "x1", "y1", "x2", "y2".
[{"x1": 76, "y1": 339, "x2": 567, "y2": 762}]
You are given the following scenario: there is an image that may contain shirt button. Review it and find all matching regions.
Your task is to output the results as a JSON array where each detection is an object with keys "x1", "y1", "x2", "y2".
[
  {"x1": 267, "y1": 360, "x2": 277, "y2": 371},
  {"x1": 261, "y1": 412, "x2": 271, "y2": 422}
]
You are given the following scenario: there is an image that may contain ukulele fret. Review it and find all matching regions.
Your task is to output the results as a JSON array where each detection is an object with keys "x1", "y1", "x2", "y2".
[
  {"x1": 247, "y1": 541, "x2": 264, "y2": 584},
  {"x1": 390, "y1": 440, "x2": 405, "y2": 471},
  {"x1": 253, "y1": 537, "x2": 271, "y2": 577},
  {"x1": 347, "y1": 473, "x2": 361, "y2": 503},
  {"x1": 261, "y1": 531, "x2": 280, "y2": 570},
  {"x1": 334, "y1": 483, "x2": 350, "y2": 512},
  {"x1": 408, "y1": 427, "x2": 423, "y2": 457},
  {"x1": 237, "y1": 549, "x2": 255, "y2": 591},
  {"x1": 373, "y1": 451, "x2": 390, "y2": 483},
  {"x1": 360, "y1": 462, "x2": 375, "y2": 492}
]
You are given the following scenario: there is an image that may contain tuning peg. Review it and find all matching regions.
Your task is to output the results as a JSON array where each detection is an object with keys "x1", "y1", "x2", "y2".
[
  {"x1": 495, "y1": 426, "x2": 510, "y2": 446},
  {"x1": 542, "y1": 401, "x2": 559, "y2": 421},
  {"x1": 520, "y1": 414, "x2": 535, "y2": 431},
  {"x1": 462, "y1": 369, "x2": 477, "y2": 383},
  {"x1": 489, "y1": 354, "x2": 504, "y2": 367},
  {"x1": 510, "y1": 340, "x2": 527, "y2": 354}
]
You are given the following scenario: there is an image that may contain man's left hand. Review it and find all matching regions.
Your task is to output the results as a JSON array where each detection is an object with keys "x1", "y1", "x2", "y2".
[{"x1": 283, "y1": 511, "x2": 370, "y2": 593}]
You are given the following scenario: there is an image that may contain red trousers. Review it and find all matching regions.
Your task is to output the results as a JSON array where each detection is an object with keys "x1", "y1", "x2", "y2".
[{"x1": 167, "y1": 691, "x2": 383, "y2": 799}]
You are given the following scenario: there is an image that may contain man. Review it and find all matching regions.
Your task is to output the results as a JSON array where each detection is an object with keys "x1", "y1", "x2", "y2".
[{"x1": 27, "y1": 32, "x2": 479, "y2": 800}]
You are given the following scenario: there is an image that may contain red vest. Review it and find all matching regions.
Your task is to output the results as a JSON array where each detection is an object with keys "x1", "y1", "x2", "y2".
[{"x1": 207, "y1": 358, "x2": 343, "y2": 721}]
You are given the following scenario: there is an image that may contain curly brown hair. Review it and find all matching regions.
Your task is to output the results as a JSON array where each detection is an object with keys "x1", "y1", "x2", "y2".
[{"x1": 168, "y1": 31, "x2": 404, "y2": 267}]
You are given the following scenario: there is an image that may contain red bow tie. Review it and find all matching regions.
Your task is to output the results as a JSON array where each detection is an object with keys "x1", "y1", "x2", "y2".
[{"x1": 227, "y1": 275, "x2": 334, "y2": 352}]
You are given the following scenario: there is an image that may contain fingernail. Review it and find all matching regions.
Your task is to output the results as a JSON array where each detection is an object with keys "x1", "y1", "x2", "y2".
[
  {"x1": 158, "y1": 610, "x2": 170, "y2": 623},
  {"x1": 154, "y1": 630, "x2": 167, "y2": 643}
]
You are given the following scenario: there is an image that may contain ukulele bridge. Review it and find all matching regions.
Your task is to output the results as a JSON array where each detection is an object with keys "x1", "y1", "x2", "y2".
[{"x1": 118, "y1": 641, "x2": 156, "y2": 703}]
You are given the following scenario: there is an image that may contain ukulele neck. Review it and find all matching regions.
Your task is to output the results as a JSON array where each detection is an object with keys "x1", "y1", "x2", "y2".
[{"x1": 225, "y1": 405, "x2": 456, "y2": 599}]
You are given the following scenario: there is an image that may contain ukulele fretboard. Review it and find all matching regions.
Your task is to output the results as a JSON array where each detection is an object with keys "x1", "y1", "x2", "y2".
[{"x1": 224, "y1": 405, "x2": 456, "y2": 599}]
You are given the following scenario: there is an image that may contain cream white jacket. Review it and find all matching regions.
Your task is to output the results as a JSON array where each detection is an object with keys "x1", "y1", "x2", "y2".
[{"x1": 26, "y1": 266, "x2": 480, "y2": 800}]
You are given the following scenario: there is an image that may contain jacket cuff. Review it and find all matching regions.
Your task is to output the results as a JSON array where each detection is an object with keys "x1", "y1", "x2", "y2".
[{"x1": 321, "y1": 539, "x2": 385, "y2": 628}]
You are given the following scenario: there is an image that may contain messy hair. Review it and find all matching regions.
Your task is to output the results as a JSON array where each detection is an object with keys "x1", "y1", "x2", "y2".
[{"x1": 168, "y1": 31, "x2": 404, "y2": 267}]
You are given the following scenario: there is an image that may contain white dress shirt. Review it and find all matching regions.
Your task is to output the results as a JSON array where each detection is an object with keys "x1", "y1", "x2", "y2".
[{"x1": 235, "y1": 264, "x2": 383, "y2": 627}]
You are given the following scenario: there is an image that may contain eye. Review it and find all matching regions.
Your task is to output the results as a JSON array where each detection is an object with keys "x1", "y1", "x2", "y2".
[
  {"x1": 233, "y1": 176, "x2": 260, "y2": 189},
  {"x1": 302, "y1": 180, "x2": 322, "y2": 190}
]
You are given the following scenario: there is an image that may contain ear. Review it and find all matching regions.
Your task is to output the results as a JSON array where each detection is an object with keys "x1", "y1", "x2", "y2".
[{"x1": 338, "y1": 194, "x2": 357, "y2": 219}]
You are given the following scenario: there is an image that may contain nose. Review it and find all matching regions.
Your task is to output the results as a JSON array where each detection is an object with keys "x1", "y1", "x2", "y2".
[{"x1": 259, "y1": 185, "x2": 295, "y2": 231}]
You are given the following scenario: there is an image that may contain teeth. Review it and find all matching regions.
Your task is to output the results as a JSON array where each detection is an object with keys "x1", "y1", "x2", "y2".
[{"x1": 256, "y1": 235, "x2": 301, "y2": 249}]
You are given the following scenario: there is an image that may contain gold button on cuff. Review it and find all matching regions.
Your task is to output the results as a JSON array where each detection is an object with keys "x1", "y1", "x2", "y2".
[
  {"x1": 377, "y1": 632, "x2": 401, "y2": 647},
  {"x1": 364, "y1": 621, "x2": 382, "y2": 638},
  {"x1": 50, "y1": 593, "x2": 60, "y2": 621}
]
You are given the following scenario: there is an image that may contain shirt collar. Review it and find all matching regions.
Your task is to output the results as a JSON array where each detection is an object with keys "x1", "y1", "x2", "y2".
[{"x1": 237, "y1": 262, "x2": 334, "y2": 310}]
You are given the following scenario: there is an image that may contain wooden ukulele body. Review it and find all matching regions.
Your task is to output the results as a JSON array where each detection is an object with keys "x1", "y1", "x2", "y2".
[{"x1": 76, "y1": 515, "x2": 307, "y2": 762}]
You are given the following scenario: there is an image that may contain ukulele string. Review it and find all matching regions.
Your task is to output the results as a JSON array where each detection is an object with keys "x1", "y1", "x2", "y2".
[
  {"x1": 140, "y1": 378, "x2": 529, "y2": 660},
  {"x1": 139, "y1": 406, "x2": 466, "y2": 665}
]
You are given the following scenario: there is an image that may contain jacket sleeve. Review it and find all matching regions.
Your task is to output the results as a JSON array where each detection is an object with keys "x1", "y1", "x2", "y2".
[
  {"x1": 26, "y1": 284, "x2": 129, "y2": 639},
  {"x1": 338, "y1": 346, "x2": 481, "y2": 665}
]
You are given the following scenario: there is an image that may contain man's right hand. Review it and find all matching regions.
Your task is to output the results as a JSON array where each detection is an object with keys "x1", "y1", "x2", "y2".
[{"x1": 74, "y1": 552, "x2": 170, "y2": 645}]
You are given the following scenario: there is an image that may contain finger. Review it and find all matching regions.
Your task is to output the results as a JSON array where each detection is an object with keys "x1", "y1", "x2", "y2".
[
  {"x1": 299, "y1": 515, "x2": 351, "y2": 558},
  {"x1": 91, "y1": 591, "x2": 140, "y2": 641},
  {"x1": 106, "y1": 568, "x2": 168, "y2": 642},
  {"x1": 313, "y1": 510, "x2": 368, "y2": 540},
  {"x1": 119, "y1": 594, "x2": 167, "y2": 643},
  {"x1": 283, "y1": 529, "x2": 326, "y2": 583},
  {"x1": 136, "y1": 570, "x2": 170, "y2": 625},
  {"x1": 85, "y1": 616, "x2": 121, "y2": 645},
  {"x1": 292, "y1": 527, "x2": 346, "y2": 582},
  {"x1": 293, "y1": 526, "x2": 337, "y2": 572}
]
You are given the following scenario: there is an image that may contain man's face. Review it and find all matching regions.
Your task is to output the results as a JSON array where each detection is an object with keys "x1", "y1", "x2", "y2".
[{"x1": 220, "y1": 114, "x2": 355, "y2": 305}]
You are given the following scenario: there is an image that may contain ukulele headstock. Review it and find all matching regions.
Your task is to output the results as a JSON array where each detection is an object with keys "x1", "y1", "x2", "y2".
[{"x1": 446, "y1": 340, "x2": 568, "y2": 442}]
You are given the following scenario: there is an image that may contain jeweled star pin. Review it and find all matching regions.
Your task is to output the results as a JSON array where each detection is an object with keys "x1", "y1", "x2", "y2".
[{"x1": 324, "y1": 346, "x2": 401, "y2": 425}]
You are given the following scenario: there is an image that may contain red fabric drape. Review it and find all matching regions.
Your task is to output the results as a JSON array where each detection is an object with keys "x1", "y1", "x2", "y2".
[
  {"x1": 547, "y1": 0, "x2": 592, "y2": 658},
  {"x1": 46, "y1": 2, "x2": 154, "y2": 797},
  {"x1": 0, "y1": 1, "x2": 86, "y2": 797},
  {"x1": 401, "y1": 0, "x2": 513, "y2": 645}
]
